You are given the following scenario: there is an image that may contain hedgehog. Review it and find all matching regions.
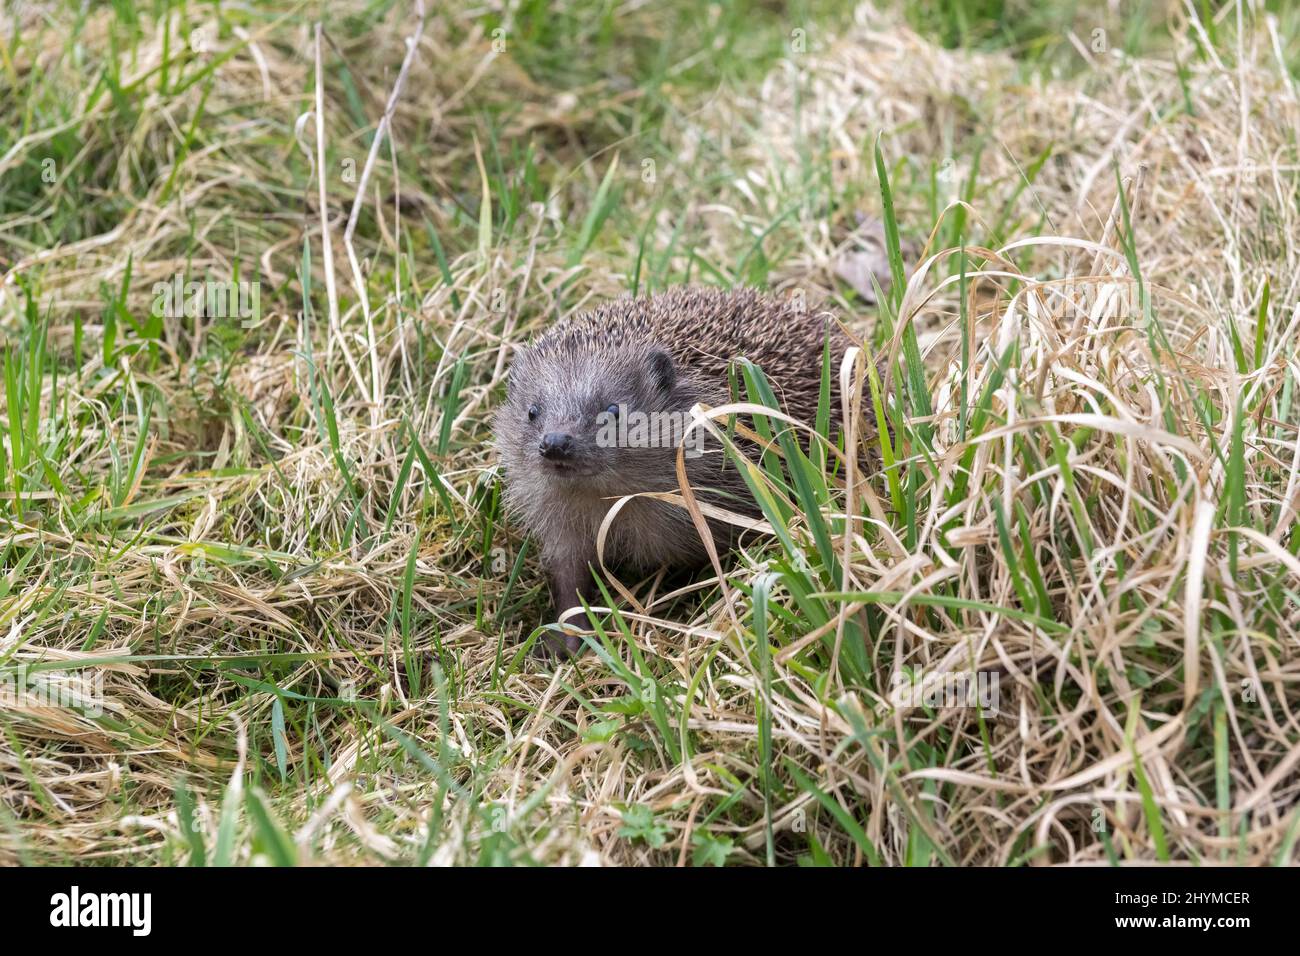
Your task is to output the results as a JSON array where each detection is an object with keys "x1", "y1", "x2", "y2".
[{"x1": 494, "y1": 286, "x2": 861, "y2": 654}]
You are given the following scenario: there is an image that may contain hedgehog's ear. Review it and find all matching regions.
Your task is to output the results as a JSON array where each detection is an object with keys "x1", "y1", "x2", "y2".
[{"x1": 648, "y1": 348, "x2": 675, "y2": 394}]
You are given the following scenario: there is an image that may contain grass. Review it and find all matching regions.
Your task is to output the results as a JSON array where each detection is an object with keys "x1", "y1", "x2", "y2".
[{"x1": 0, "y1": 0, "x2": 1298, "y2": 866}]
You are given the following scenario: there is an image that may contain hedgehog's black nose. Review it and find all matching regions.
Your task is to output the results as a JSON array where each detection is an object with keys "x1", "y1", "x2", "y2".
[{"x1": 539, "y1": 432, "x2": 575, "y2": 461}]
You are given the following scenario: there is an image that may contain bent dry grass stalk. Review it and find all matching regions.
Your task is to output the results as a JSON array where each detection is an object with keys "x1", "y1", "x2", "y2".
[{"x1": 0, "y1": 0, "x2": 1298, "y2": 866}]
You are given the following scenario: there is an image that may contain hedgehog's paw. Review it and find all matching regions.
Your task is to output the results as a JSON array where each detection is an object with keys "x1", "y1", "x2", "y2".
[{"x1": 535, "y1": 626, "x2": 585, "y2": 660}]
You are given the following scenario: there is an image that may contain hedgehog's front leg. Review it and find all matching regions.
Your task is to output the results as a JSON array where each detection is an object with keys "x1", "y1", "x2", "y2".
[{"x1": 544, "y1": 538, "x2": 599, "y2": 656}]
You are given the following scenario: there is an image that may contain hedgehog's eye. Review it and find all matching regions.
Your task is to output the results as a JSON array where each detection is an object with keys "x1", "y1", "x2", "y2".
[
  {"x1": 605, "y1": 403, "x2": 620, "y2": 419},
  {"x1": 527, "y1": 403, "x2": 541, "y2": 423}
]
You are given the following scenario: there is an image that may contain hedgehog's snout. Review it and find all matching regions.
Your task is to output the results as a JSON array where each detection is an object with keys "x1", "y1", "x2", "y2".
[{"x1": 539, "y1": 431, "x2": 576, "y2": 461}]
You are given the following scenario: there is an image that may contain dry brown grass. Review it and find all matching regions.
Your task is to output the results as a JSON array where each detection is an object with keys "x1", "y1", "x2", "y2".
[{"x1": 1, "y1": 0, "x2": 1298, "y2": 865}]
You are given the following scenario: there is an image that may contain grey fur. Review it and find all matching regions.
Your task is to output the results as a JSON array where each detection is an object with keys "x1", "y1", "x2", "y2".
[{"x1": 494, "y1": 286, "x2": 856, "y2": 651}]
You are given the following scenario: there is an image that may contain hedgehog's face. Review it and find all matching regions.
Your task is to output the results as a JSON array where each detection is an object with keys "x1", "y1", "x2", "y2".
[{"x1": 497, "y1": 343, "x2": 684, "y2": 489}]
